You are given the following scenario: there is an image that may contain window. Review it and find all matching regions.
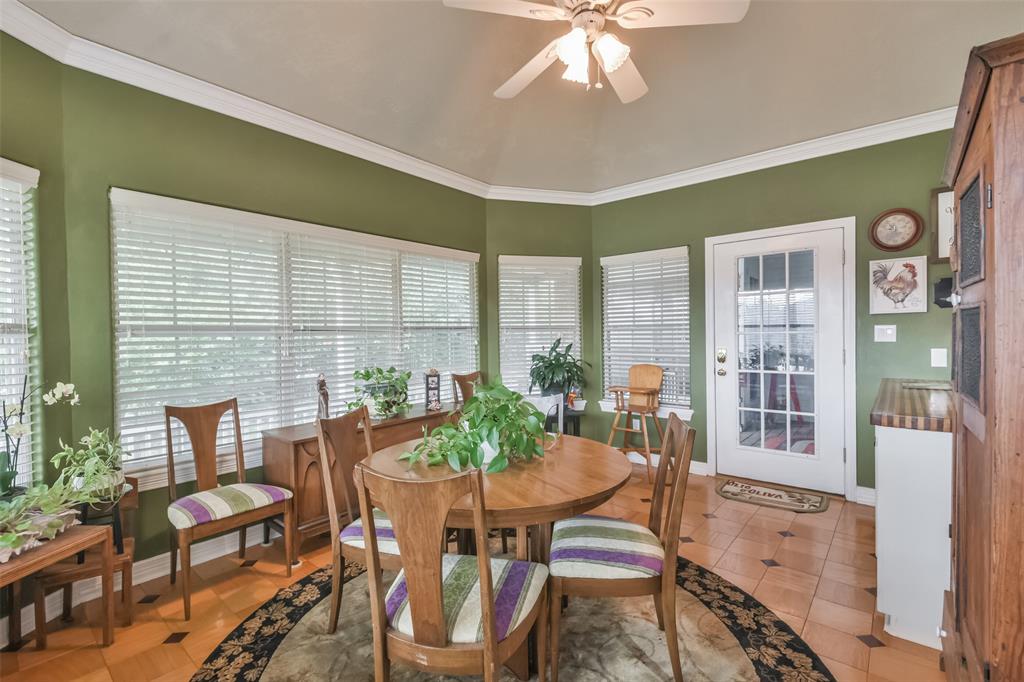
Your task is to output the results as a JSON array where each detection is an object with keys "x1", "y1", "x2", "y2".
[
  {"x1": 498, "y1": 256, "x2": 582, "y2": 395},
  {"x1": 601, "y1": 246, "x2": 690, "y2": 406},
  {"x1": 111, "y1": 188, "x2": 479, "y2": 474},
  {"x1": 0, "y1": 159, "x2": 40, "y2": 486}
]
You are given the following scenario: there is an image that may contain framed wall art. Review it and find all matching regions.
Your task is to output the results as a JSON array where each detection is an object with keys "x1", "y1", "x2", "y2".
[{"x1": 870, "y1": 255, "x2": 928, "y2": 314}]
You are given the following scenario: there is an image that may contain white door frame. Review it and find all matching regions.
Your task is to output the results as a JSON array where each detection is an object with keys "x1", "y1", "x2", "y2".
[{"x1": 704, "y1": 217, "x2": 858, "y2": 500}]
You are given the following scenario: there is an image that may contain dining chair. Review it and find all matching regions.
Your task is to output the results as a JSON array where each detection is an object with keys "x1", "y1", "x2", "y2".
[
  {"x1": 606, "y1": 363, "x2": 666, "y2": 482},
  {"x1": 32, "y1": 476, "x2": 139, "y2": 649},
  {"x1": 165, "y1": 398, "x2": 294, "y2": 620},
  {"x1": 354, "y1": 462, "x2": 549, "y2": 681},
  {"x1": 549, "y1": 413, "x2": 695, "y2": 682},
  {"x1": 451, "y1": 371, "x2": 482, "y2": 404},
  {"x1": 316, "y1": 405, "x2": 402, "y2": 634}
]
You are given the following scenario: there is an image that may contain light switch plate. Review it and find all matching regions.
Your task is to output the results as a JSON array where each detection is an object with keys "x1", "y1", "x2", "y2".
[
  {"x1": 874, "y1": 325, "x2": 897, "y2": 343},
  {"x1": 931, "y1": 348, "x2": 948, "y2": 368}
]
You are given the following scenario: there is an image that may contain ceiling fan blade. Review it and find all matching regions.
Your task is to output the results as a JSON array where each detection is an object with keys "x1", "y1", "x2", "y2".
[
  {"x1": 593, "y1": 47, "x2": 648, "y2": 103},
  {"x1": 442, "y1": 0, "x2": 566, "y2": 21},
  {"x1": 611, "y1": 0, "x2": 750, "y2": 28},
  {"x1": 494, "y1": 37, "x2": 561, "y2": 99}
]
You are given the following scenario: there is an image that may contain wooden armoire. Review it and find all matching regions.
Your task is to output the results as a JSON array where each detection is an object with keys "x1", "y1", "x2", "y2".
[{"x1": 941, "y1": 33, "x2": 1024, "y2": 682}]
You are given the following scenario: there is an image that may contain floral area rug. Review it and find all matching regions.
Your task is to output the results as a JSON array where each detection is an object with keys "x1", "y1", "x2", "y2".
[{"x1": 192, "y1": 556, "x2": 834, "y2": 682}]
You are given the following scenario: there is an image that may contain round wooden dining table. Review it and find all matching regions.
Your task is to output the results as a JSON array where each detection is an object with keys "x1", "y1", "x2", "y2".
[{"x1": 362, "y1": 434, "x2": 633, "y2": 530}]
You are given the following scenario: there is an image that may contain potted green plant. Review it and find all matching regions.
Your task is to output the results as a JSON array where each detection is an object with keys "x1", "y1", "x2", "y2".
[
  {"x1": 401, "y1": 379, "x2": 547, "y2": 473},
  {"x1": 347, "y1": 366, "x2": 412, "y2": 419},
  {"x1": 528, "y1": 338, "x2": 589, "y2": 397},
  {"x1": 50, "y1": 429, "x2": 128, "y2": 505},
  {"x1": 1, "y1": 378, "x2": 80, "y2": 498},
  {"x1": 0, "y1": 473, "x2": 99, "y2": 563}
]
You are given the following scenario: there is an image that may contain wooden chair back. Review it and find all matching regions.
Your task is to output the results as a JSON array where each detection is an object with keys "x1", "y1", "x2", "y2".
[
  {"x1": 354, "y1": 463, "x2": 496, "y2": 650},
  {"x1": 628, "y1": 364, "x2": 664, "y2": 410},
  {"x1": 451, "y1": 371, "x2": 482, "y2": 403},
  {"x1": 315, "y1": 406, "x2": 375, "y2": 542},
  {"x1": 164, "y1": 398, "x2": 243, "y2": 501},
  {"x1": 647, "y1": 413, "x2": 696, "y2": 571}
]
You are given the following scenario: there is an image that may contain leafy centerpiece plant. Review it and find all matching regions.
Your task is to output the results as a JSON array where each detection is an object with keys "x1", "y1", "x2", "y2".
[
  {"x1": 347, "y1": 366, "x2": 412, "y2": 419},
  {"x1": 51, "y1": 428, "x2": 128, "y2": 505},
  {"x1": 529, "y1": 338, "x2": 589, "y2": 396},
  {"x1": 401, "y1": 380, "x2": 547, "y2": 473}
]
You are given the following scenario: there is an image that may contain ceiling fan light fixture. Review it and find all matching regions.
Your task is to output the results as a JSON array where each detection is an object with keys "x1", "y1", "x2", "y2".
[
  {"x1": 595, "y1": 32, "x2": 630, "y2": 73},
  {"x1": 561, "y1": 58, "x2": 590, "y2": 84},
  {"x1": 556, "y1": 27, "x2": 587, "y2": 65}
]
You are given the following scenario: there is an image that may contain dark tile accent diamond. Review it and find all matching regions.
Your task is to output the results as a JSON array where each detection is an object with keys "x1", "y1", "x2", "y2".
[
  {"x1": 856, "y1": 634, "x2": 885, "y2": 648},
  {"x1": 778, "y1": 530, "x2": 795, "y2": 537},
  {"x1": 761, "y1": 558, "x2": 781, "y2": 567},
  {"x1": 865, "y1": 586, "x2": 878, "y2": 596},
  {"x1": 870, "y1": 552, "x2": 877, "y2": 559},
  {"x1": 640, "y1": 498, "x2": 652, "y2": 503},
  {"x1": 240, "y1": 559, "x2": 258, "y2": 568},
  {"x1": 678, "y1": 536, "x2": 695, "y2": 544},
  {"x1": 702, "y1": 513, "x2": 717, "y2": 519},
  {"x1": 164, "y1": 632, "x2": 189, "y2": 644},
  {"x1": 138, "y1": 594, "x2": 160, "y2": 604}
]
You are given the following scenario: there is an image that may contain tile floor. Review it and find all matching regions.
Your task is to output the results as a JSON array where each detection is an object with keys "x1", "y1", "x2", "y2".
[{"x1": 0, "y1": 469, "x2": 947, "y2": 682}]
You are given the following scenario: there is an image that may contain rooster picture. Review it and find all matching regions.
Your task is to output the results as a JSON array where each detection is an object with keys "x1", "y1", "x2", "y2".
[{"x1": 872, "y1": 260, "x2": 920, "y2": 308}]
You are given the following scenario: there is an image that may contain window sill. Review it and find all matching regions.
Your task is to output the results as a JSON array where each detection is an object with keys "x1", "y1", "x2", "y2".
[
  {"x1": 598, "y1": 399, "x2": 694, "y2": 422},
  {"x1": 125, "y1": 444, "x2": 264, "y2": 493}
]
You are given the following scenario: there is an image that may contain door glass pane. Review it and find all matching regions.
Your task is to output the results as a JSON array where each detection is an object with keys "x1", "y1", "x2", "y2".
[
  {"x1": 738, "y1": 256, "x2": 761, "y2": 291},
  {"x1": 764, "y1": 372, "x2": 787, "y2": 411},
  {"x1": 790, "y1": 374, "x2": 814, "y2": 413},
  {"x1": 764, "y1": 412, "x2": 787, "y2": 451},
  {"x1": 738, "y1": 372, "x2": 761, "y2": 408},
  {"x1": 763, "y1": 253, "x2": 786, "y2": 290},
  {"x1": 733, "y1": 248, "x2": 818, "y2": 455},
  {"x1": 739, "y1": 410, "x2": 762, "y2": 448},
  {"x1": 790, "y1": 415, "x2": 815, "y2": 454},
  {"x1": 788, "y1": 250, "x2": 814, "y2": 289}
]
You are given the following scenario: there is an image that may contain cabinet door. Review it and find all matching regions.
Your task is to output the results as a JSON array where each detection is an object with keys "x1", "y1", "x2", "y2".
[{"x1": 950, "y1": 93, "x2": 995, "y2": 682}]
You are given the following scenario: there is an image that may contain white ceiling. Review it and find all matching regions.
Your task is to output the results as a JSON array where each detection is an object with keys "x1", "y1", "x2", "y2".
[{"x1": 18, "y1": 0, "x2": 1024, "y2": 192}]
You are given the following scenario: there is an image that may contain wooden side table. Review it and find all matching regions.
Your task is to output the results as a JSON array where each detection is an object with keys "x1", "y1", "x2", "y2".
[{"x1": 0, "y1": 525, "x2": 115, "y2": 648}]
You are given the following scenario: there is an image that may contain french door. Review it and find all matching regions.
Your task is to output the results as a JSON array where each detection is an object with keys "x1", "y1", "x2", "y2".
[{"x1": 712, "y1": 227, "x2": 847, "y2": 494}]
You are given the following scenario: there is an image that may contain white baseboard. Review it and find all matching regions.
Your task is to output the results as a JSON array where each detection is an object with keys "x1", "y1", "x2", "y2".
[
  {"x1": 625, "y1": 451, "x2": 712, "y2": 477},
  {"x1": 0, "y1": 525, "x2": 277, "y2": 648},
  {"x1": 854, "y1": 486, "x2": 877, "y2": 507}
]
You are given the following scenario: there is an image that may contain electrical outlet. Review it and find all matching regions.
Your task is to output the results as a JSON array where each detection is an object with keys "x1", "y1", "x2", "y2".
[
  {"x1": 874, "y1": 325, "x2": 897, "y2": 343},
  {"x1": 931, "y1": 348, "x2": 948, "y2": 368}
]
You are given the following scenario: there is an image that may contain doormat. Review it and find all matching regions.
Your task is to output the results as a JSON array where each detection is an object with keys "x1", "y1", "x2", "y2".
[{"x1": 716, "y1": 479, "x2": 830, "y2": 513}]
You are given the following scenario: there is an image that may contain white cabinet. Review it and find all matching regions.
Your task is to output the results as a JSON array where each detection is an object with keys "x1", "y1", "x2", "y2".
[{"x1": 874, "y1": 425, "x2": 952, "y2": 649}]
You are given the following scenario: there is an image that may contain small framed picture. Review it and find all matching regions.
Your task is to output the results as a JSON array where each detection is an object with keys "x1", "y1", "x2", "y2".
[
  {"x1": 870, "y1": 256, "x2": 928, "y2": 314},
  {"x1": 931, "y1": 187, "x2": 954, "y2": 263}
]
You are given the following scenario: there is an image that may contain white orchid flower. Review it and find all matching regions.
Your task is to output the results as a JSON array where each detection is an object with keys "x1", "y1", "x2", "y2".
[
  {"x1": 69, "y1": 394, "x2": 81, "y2": 406},
  {"x1": 6, "y1": 423, "x2": 29, "y2": 439},
  {"x1": 42, "y1": 391, "x2": 58, "y2": 406}
]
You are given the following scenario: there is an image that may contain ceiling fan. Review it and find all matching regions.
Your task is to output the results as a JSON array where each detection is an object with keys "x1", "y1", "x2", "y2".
[{"x1": 442, "y1": 0, "x2": 750, "y2": 103}]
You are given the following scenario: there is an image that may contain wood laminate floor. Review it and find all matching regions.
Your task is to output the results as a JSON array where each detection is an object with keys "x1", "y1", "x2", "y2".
[{"x1": 0, "y1": 468, "x2": 946, "y2": 682}]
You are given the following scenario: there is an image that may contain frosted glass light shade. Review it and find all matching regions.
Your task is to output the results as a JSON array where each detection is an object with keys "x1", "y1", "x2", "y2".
[
  {"x1": 562, "y1": 59, "x2": 589, "y2": 84},
  {"x1": 595, "y1": 32, "x2": 630, "y2": 73},
  {"x1": 556, "y1": 27, "x2": 587, "y2": 65}
]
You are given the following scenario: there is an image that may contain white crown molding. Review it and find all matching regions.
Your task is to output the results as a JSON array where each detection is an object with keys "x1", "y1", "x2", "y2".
[{"x1": 1, "y1": 0, "x2": 955, "y2": 207}]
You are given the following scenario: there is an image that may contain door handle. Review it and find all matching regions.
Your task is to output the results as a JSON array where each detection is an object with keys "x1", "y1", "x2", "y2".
[
  {"x1": 716, "y1": 348, "x2": 727, "y2": 364},
  {"x1": 717, "y1": 368, "x2": 727, "y2": 376}
]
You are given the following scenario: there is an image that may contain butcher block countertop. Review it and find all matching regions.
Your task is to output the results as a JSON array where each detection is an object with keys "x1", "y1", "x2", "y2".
[{"x1": 870, "y1": 378, "x2": 954, "y2": 433}]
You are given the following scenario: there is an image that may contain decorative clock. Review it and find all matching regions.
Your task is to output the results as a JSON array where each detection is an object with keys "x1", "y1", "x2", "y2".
[{"x1": 869, "y1": 208, "x2": 925, "y2": 251}]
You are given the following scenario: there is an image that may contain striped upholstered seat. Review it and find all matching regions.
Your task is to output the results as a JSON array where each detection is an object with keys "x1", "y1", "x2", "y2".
[
  {"x1": 167, "y1": 483, "x2": 292, "y2": 530},
  {"x1": 339, "y1": 509, "x2": 400, "y2": 556},
  {"x1": 548, "y1": 515, "x2": 664, "y2": 579},
  {"x1": 385, "y1": 554, "x2": 548, "y2": 643}
]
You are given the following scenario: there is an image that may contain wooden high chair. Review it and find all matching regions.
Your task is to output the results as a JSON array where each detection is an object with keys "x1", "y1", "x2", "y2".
[{"x1": 606, "y1": 364, "x2": 665, "y2": 483}]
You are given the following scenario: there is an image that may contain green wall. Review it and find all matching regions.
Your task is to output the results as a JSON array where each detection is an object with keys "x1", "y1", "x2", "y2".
[
  {"x1": 2, "y1": 33, "x2": 953, "y2": 564},
  {"x1": 588, "y1": 132, "x2": 954, "y2": 488}
]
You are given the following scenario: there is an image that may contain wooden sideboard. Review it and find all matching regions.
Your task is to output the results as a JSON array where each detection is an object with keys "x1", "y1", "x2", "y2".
[{"x1": 261, "y1": 404, "x2": 456, "y2": 557}]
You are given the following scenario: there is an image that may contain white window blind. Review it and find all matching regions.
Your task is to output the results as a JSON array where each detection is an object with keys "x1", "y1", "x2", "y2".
[
  {"x1": 601, "y1": 246, "x2": 690, "y2": 406},
  {"x1": 0, "y1": 159, "x2": 40, "y2": 486},
  {"x1": 111, "y1": 188, "x2": 479, "y2": 471},
  {"x1": 498, "y1": 256, "x2": 582, "y2": 395}
]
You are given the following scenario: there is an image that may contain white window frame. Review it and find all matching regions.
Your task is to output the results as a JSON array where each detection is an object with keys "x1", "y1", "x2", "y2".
[
  {"x1": 0, "y1": 158, "x2": 40, "y2": 487},
  {"x1": 110, "y1": 188, "x2": 480, "y2": 491},
  {"x1": 498, "y1": 255, "x2": 583, "y2": 396},
  {"x1": 599, "y1": 246, "x2": 693, "y2": 420}
]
